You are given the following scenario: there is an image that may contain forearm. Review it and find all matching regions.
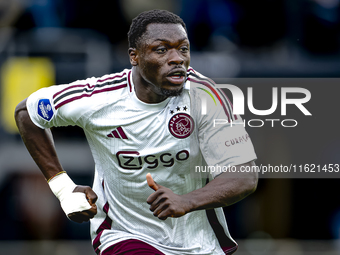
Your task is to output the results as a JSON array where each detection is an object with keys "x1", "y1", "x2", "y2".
[
  {"x1": 15, "y1": 98, "x2": 64, "y2": 180},
  {"x1": 15, "y1": 99, "x2": 97, "y2": 222},
  {"x1": 184, "y1": 161, "x2": 258, "y2": 212}
]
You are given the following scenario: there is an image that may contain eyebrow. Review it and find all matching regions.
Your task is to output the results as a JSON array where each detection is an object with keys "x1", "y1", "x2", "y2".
[{"x1": 152, "y1": 37, "x2": 188, "y2": 43}]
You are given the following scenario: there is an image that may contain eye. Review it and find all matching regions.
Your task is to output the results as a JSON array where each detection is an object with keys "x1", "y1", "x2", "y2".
[
  {"x1": 156, "y1": 47, "x2": 167, "y2": 54},
  {"x1": 180, "y1": 46, "x2": 189, "y2": 53}
]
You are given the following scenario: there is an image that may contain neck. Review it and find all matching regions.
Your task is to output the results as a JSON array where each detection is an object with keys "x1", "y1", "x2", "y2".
[{"x1": 132, "y1": 67, "x2": 168, "y2": 104}]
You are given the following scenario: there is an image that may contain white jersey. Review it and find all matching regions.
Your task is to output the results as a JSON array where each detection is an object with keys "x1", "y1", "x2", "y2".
[{"x1": 26, "y1": 68, "x2": 257, "y2": 255}]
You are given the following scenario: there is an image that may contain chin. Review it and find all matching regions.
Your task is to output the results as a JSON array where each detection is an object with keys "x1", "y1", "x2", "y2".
[{"x1": 160, "y1": 87, "x2": 184, "y2": 97}]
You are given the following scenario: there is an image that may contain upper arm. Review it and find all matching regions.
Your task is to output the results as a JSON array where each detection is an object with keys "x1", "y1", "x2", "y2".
[
  {"x1": 15, "y1": 98, "x2": 28, "y2": 118},
  {"x1": 193, "y1": 86, "x2": 257, "y2": 178},
  {"x1": 15, "y1": 98, "x2": 39, "y2": 131}
]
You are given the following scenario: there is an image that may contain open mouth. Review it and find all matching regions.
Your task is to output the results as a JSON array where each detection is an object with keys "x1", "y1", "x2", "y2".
[{"x1": 166, "y1": 70, "x2": 186, "y2": 85}]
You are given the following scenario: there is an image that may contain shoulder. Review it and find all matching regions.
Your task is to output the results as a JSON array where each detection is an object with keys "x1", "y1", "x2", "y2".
[
  {"x1": 185, "y1": 67, "x2": 221, "y2": 101},
  {"x1": 53, "y1": 69, "x2": 132, "y2": 110},
  {"x1": 186, "y1": 67, "x2": 216, "y2": 88},
  {"x1": 185, "y1": 67, "x2": 236, "y2": 122}
]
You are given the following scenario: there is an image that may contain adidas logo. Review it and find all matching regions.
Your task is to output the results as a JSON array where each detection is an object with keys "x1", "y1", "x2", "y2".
[{"x1": 107, "y1": 126, "x2": 128, "y2": 139}]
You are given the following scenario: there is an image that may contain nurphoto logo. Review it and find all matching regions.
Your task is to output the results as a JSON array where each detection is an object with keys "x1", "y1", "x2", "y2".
[{"x1": 209, "y1": 84, "x2": 312, "y2": 128}]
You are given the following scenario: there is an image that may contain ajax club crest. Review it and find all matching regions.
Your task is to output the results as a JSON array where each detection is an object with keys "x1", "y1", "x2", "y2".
[{"x1": 168, "y1": 113, "x2": 194, "y2": 139}]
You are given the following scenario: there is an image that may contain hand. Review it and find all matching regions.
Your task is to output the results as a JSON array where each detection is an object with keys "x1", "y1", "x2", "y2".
[
  {"x1": 67, "y1": 185, "x2": 98, "y2": 223},
  {"x1": 146, "y1": 173, "x2": 190, "y2": 220}
]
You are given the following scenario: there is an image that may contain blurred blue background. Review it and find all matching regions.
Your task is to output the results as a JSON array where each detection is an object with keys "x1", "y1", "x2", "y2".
[{"x1": 1, "y1": 0, "x2": 340, "y2": 254}]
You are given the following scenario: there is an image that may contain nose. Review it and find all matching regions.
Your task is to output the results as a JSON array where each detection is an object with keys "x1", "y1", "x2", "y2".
[{"x1": 168, "y1": 49, "x2": 184, "y2": 66}]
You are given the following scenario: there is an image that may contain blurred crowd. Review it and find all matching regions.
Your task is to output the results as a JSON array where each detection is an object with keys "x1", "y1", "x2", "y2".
[{"x1": 1, "y1": 0, "x2": 340, "y2": 54}]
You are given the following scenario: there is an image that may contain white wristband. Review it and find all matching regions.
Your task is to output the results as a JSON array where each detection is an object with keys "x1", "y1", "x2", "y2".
[{"x1": 48, "y1": 173, "x2": 92, "y2": 216}]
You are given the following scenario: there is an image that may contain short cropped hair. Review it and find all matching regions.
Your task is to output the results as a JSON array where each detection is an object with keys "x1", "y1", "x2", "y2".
[{"x1": 128, "y1": 9, "x2": 187, "y2": 49}]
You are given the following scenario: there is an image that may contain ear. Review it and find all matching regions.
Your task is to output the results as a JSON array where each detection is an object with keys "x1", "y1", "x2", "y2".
[{"x1": 128, "y1": 48, "x2": 138, "y2": 66}]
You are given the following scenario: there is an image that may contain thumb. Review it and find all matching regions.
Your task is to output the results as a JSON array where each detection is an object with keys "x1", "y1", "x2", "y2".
[
  {"x1": 84, "y1": 188, "x2": 98, "y2": 206},
  {"x1": 74, "y1": 186, "x2": 98, "y2": 206},
  {"x1": 146, "y1": 173, "x2": 159, "y2": 191}
]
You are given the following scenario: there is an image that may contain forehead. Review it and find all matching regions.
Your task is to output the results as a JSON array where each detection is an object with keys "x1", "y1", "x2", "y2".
[{"x1": 143, "y1": 23, "x2": 188, "y2": 44}]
